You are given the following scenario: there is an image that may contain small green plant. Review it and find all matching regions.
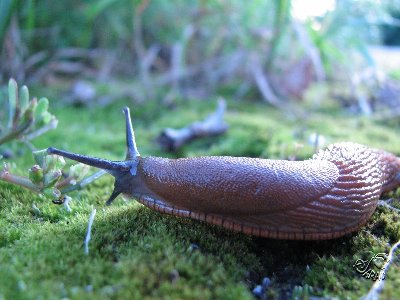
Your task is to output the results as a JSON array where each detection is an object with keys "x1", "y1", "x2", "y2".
[
  {"x1": 291, "y1": 284, "x2": 313, "y2": 300},
  {"x1": 0, "y1": 78, "x2": 58, "y2": 146},
  {"x1": 0, "y1": 79, "x2": 105, "y2": 204},
  {"x1": 0, "y1": 149, "x2": 105, "y2": 203}
]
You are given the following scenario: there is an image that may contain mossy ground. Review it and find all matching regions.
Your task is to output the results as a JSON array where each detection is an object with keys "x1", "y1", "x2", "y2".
[{"x1": 1, "y1": 87, "x2": 400, "y2": 299}]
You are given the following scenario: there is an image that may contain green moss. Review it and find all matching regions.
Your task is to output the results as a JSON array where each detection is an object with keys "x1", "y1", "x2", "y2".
[{"x1": 1, "y1": 92, "x2": 400, "y2": 299}]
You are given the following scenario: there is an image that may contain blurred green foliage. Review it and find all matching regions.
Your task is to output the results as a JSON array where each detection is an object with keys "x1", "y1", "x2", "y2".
[
  {"x1": 0, "y1": 78, "x2": 57, "y2": 146},
  {"x1": 2, "y1": 0, "x2": 396, "y2": 87}
]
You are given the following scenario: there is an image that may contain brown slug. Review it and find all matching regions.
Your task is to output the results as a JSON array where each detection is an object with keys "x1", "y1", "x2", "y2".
[{"x1": 47, "y1": 107, "x2": 400, "y2": 240}]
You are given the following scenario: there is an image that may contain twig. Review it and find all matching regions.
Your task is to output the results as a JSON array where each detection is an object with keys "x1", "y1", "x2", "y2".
[
  {"x1": 170, "y1": 25, "x2": 195, "y2": 93},
  {"x1": 155, "y1": 51, "x2": 244, "y2": 86},
  {"x1": 133, "y1": 0, "x2": 150, "y2": 59},
  {"x1": 157, "y1": 98, "x2": 228, "y2": 151},
  {"x1": 63, "y1": 196, "x2": 72, "y2": 213},
  {"x1": 0, "y1": 168, "x2": 40, "y2": 192},
  {"x1": 292, "y1": 20, "x2": 325, "y2": 82},
  {"x1": 250, "y1": 57, "x2": 283, "y2": 108},
  {"x1": 84, "y1": 208, "x2": 97, "y2": 255},
  {"x1": 362, "y1": 239, "x2": 400, "y2": 300},
  {"x1": 350, "y1": 72, "x2": 373, "y2": 116}
]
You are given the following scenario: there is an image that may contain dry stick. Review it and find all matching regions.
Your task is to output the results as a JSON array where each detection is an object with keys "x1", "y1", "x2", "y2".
[
  {"x1": 292, "y1": 20, "x2": 325, "y2": 82},
  {"x1": 250, "y1": 57, "x2": 283, "y2": 108},
  {"x1": 133, "y1": 0, "x2": 153, "y2": 99},
  {"x1": 158, "y1": 98, "x2": 228, "y2": 151},
  {"x1": 362, "y1": 239, "x2": 400, "y2": 300},
  {"x1": 349, "y1": 72, "x2": 373, "y2": 116},
  {"x1": 133, "y1": 0, "x2": 149, "y2": 58},
  {"x1": 156, "y1": 51, "x2": 244, "y2": 86},
  {"x1": 170, "y1": 25, "x2": 195, "y2": 94},
  {"x1": 84, "y1": 208, "x2": 97, "y2": 255},
  {"x1": 24, "y1": 50, "x2": 49, "y2": 73},
  {"x1": 54, "y1": 47, "x2": 101, "y2": 60}
]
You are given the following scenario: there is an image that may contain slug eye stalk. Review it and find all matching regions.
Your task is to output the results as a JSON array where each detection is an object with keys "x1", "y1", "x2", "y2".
[
  {"x1": 123, "y1": 107, "x2": 140, "y2": 159},
  {"x1": 47, "y1": 107, "x2": 141, "y2": 204}
]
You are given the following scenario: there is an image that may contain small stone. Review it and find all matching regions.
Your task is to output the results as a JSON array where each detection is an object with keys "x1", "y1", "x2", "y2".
[
  {"x1": 169, "y1": 269, "x2": 180, "y2": 284},
  {"x1": 17, "y1": 280, "x2": 26, "y2": 291},
  {"x1": 189, "y1": 243, "x2": 200, "y2": 252},
  {"x1": 72, "y1": 81, "x2": 96, "y2": 104},
  {"x1": 308, "y1": 133, "x2": 326, "y2": 149},
  {"x1": 85, "y1": 285, "x2": 93, "y2": 292},
  {"x1": 1, "y1": 149, "x2": 14, "y2": 159},
  {"x1": 262, "y1": 277, "x2": 271, "y2": 288},
  {"x1": 31, "y1": 204, "x2": 41, "y2": 216},
  {"x1": 252, "y1": 285, "x2": 263, "y2": 298}
]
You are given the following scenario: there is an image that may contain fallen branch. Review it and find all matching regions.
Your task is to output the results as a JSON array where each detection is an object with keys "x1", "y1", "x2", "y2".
[
  {"x1": 157, "y1": 98, "x2": 228, "y2": 151},
  {"x1": 250, "y1": 57, "x2": 283, "y2": 108},
  {"x1": 292, "y1": 20, "x2": 325, "y2": 82}
]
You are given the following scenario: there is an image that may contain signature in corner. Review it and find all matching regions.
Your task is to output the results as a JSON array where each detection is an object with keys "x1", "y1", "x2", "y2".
[{"x1": 353, "y1": 252, "x2": 389, "y2": 281}]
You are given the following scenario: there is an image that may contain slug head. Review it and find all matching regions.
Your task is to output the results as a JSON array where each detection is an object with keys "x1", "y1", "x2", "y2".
[{"x1": 47, "y1": 107, "x2": 140, "y2": 205}]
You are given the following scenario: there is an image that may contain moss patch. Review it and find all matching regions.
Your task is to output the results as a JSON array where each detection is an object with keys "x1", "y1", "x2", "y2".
[{"x1": 1, "y1": 94, "x2": 400, "y2": 299}]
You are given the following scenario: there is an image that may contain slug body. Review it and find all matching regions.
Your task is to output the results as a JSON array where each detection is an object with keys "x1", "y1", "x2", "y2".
[{"x1": 47, "y1": 108, "x2": 400, "y2": 240}]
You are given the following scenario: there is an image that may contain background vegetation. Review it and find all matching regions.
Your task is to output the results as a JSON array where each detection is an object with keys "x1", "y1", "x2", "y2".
[{"x1": 1, "y1": 0, "x2": 400, "y2": 299}]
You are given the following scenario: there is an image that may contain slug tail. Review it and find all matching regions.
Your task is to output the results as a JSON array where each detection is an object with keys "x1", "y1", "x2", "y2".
[
  {"x1": 123, "y1": 107, "x2": 140, "y2": 160},
  {"x1": 47, "y1": 147, "x2": 127, "y2": 172}
]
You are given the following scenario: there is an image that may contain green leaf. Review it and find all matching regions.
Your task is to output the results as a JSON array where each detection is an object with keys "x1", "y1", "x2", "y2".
[
  {"x1": 0, "y1": 0, "x2": 16, "y2": 45},
  {"x1": 7, "y1": 78, "x2": 17, "y2": 128},
  {"x1": 86, "y1": 0, "x2": 120, "y2": 21},
  {"x1": 33, "y1": 149, "x2": 48, "y2": 167},
  {"x1": 34, "y1": 97, "x2": 49, "y2": 120},
  {"x1": 20, "y1": 85, "x2": 30, "y2": 112},
  {"x1": 25, "y1": 0, "x2": 36, "y2": 31},
  {"x1": 43, "y1": 170, "x2": 62, "y2": 187},
  {"x1": 29, "y1": 165, "x2": 44, "y2": 185},
  {"x1": 41, "y1": 187, "x2": 61, "y2": 200},
  {"x1": 69, "y1": 163, "x2": 90, "y2": 181},
  {"x1": 45, "y1": 155, "x2": 66, "y2": 171},
  {"x1": 20, "y1": 97, "x2": 36, "y2": 124}
]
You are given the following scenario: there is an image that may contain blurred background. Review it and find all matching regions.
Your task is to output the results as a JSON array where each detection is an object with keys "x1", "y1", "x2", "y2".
[
  {"x1": 2, "y1": 2, "x2": 400, "y2": 299},
  {"x1": 1, "y1": 0, "x2": 400, "y2": 115}
]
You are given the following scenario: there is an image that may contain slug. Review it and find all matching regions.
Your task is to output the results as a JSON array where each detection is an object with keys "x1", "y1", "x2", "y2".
[{"x1": 47, "y1": 107, "x2": 400, "y2": 240}]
